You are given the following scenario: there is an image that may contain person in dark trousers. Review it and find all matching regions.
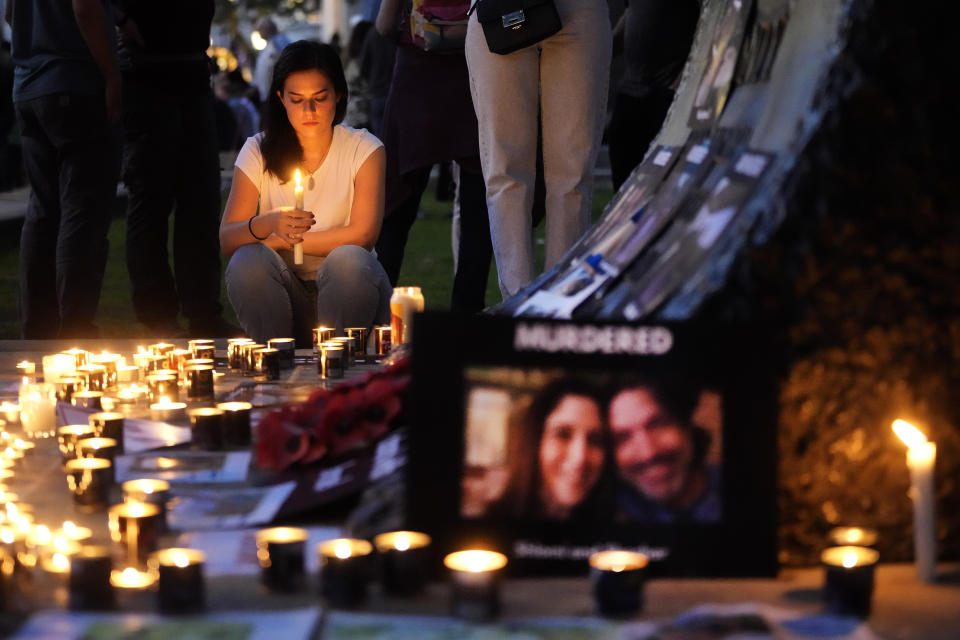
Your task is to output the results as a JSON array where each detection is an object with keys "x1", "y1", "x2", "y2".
[
  {"x1": 373, "y1": 0, "x2": 493, "y2": 313},
  {"x1": 608, "y1": 0, "x2": 700, "y2": 190},
  {"x1": 7, "y1": 0, "x2": 121, "y2": 338},
  {"x1": 113, "y1": 0, "x2": 237, "y2": 336}
]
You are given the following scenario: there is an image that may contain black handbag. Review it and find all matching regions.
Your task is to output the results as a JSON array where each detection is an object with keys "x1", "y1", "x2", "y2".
[{"x1": 470, "y1": 0, "x2": 562, "y2": 55}]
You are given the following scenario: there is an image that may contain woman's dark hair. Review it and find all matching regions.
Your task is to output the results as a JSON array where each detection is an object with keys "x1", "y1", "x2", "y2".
[
  {"x1": 495, "y1": 377, "x2": 609, "y2": 519},
  {"x1": 260, "y1": 40, "x2": 349, "y2": 182}
]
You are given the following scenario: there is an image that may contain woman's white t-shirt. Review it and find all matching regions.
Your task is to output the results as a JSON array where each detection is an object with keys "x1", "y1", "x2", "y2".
[{"x1": 235, "y1": 124, "x2": 383, "y2": 279}]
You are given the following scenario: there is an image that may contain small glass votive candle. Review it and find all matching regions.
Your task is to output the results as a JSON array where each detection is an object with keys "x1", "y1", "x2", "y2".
[
  {"x1": 149, "y1": 398, "x2": 187, "y2": 422},
  {"x1": 63, "y1": 348, "x2": 90, "y2": 368},
  {"x1": 318, "y1": 343, "x2": 345, "y2": 379},
  {"x1": 57, "y1": 520, "x2": 93, "y2": 543},
  {"x1": 149, "y1": 342, "x2": 175, "y2": 357},
  {"x1": 254, "y1": 347, "x2": 280, "y2": 381},
  {"x1": 57, "y1": 377, "x2": 81, "y2": 403},
  {"x1": 71, "y1": 391, "x2": 103, "y2": 411},
  {"x1": 19, "y1": 382, "x2": 58, "y2": 436},
  {"x1": 141, "y1": 354, "x2": 168, "y2": 373},
  {"x1": 267, "y1": 338, "x2": 296, "y2": 369},
  {"x1": 373, "y1": 531, "x2": 432, "y2": 595},
  {"x1": 317, "y1": 538, "x2": 374, "y2": 608},
  {"x1": 90, "y1": 412, "x2": 125, "y2": 450},
  {"x1": 241, "y1": 343, "x2": 266, "y2": 377},
  {"x1": 821, "y1": 546, "x2": 879, "y2": 618},
  {"x1": 117, "y1": 364, "x2": 140, "y2": 384},
  {"x1": 110, "y1": 565, "x2": 155, "y2": 591},
  {"x1": 345, "y1": 327, "x2": 369, "y2": 362},
  {"x1": 169, "y1": 349, "x2": 193, "y2": 376},
  {"x1": 77, "y1": 437, "x2": 119, "y2": 465},
  {"x1": 227, "y1": 338, "x2": 254, "y2": 371},
  {"x1": 313, "y1": 326, "x2": 335, "y2": 353},
  {"x1": 69, "y1": 545, "x2": 115, "y2": 611},
  {"x1": 76, "y1": 364, "x2": 107, "y2": 393},
  {"x1": 43, "y1": 352, "x2": 77, "y2": 384},
  {"x1": 374, "y1": 325, "x2": 392, "y2": 360},
  {"x1": 189, "y1": 408, "x2": 224, "y2": 450},
  {"x1": 444, "y1": 549, "x2": 508, "y2": 621},
  {"x1": 189, "y1": 338, "x2": 214, "y2": 355},
  {"x1": 59, "y1": 424, "x2": 97, "y2": 460},
  {"x1": 217, "y1": 402, "x2": 252, "y2": 448},
  {"x1": 256, "y1": 526, "x2": 309, "y2": 592},
  {"x1": 109, "y1": 502, "x2": 162, "y2": 568},
  {"x1": 146, "y1": 373, "x2": 179, "y2": 404},
  {"x1": 193, "y1": 344, "x2": 217, "y2": 362},
  {"x1": 186, "y1": 364, "x2": 215, "y2": 401},
  {"x1": 16, "y1": 360, "x2": 36, "y2": 379},
  {"x1": 151, "y1": 548, "x2": 206, "y2": 614},
  {"x1": 113, "y1": 385, "x2": 147, "y2": 408},
  {"x1": 64, "y1": 458, "x2": 113, "y2": 512},
  {"x1": 39, "y1": 541, "x2": 79, "y2": 577},
  {"x1": 123, "y1": 479, "x2": 171, "y2": 532},
  {"x1": 91, "y1": 354, "x2": 120, "y2": 389},
  {"x1": 828, "y1": 527, "x2": 879, "y2": 548},
  {"x1": 589, "y1": 550, "x2": 649, "y2": 617},
  {"x1": 0, "y1": 401, "x2": 20, "y2": 424},
  {"x1": 330, "y1": 337, "x2": 355, "y2": 367}
]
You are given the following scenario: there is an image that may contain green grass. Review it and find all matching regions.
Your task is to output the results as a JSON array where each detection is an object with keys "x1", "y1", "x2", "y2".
[{"x1": 0, "y1": 185, "x2": 613, "y2": 338}]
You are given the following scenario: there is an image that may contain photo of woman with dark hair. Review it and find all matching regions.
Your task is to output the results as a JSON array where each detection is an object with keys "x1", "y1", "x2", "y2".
[{"x1": 464, "y1": 376, "x2": 610, "y2": 521}]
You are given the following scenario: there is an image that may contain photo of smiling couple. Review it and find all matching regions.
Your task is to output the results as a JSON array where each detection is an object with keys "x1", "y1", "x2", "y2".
[{"x1": 460, "y1": 369, "x2": 722, "y2": 525}]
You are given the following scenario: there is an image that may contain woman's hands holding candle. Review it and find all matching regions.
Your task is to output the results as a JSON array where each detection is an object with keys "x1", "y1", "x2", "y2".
[{"x1": 260, "y1": 206, "x2": 315, "y2": 248}]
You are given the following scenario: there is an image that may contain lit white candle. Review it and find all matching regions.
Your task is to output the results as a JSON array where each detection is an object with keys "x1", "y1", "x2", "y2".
[
  {"x1": 293, "y1": 169, "x2": 304, "y2": 265},
  {"x1": 150, "y1": 396, "x2": 187, "y2": 422},
  {"x1": 892, "y1": 419, "x2": 937, "y2": 582}
]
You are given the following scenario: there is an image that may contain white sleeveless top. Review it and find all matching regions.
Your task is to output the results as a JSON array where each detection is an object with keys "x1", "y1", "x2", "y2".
[{"x1": 235, "y1": 124, "x2": 383, "y2": 279}]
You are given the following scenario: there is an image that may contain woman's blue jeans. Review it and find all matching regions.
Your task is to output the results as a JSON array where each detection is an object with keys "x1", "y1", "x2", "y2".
[{"x1": 225, "y1": 243, "x2": 392, "y2": 347}]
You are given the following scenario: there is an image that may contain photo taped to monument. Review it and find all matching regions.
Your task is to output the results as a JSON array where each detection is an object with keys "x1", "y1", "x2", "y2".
[
  {"x1": 460, "y1": 366, "x2": 724, "y2": 526},
  {"x1": 407, "y1": 313, "x2": 777, "y2": 577}
]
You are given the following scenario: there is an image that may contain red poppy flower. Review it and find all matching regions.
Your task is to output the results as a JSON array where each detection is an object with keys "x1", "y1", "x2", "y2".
[
  {"x1": 359, "y1": 377, "x2": 402, "y2": 440},
  {"x1": 256, "y1": 410, "x2": 310, "y2": 471}
]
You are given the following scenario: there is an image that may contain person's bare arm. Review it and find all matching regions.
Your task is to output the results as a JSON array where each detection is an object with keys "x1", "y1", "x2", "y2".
[
  {"x1": 72, "y1": 0, "x2": 121, "y2": 123},
  {"x1": 219, "y1": 167, "x2": 315, "y2": 256},
  {"x1": 375, "y1": 0, "x2": 401, "y2": 38},
  {"x1": 298, "y1": 146, "x2": 386, "y2": 256}
]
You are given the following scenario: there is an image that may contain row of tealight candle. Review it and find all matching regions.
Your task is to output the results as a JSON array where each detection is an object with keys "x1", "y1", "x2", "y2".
[{"x1": 1, "y1": 341, "x2": 245, "y2": 614}]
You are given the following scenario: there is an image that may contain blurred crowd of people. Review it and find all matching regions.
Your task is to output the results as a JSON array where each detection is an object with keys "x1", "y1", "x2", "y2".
[{"x1": 2, "y1": 0, "x2": 700, "y2": 340}]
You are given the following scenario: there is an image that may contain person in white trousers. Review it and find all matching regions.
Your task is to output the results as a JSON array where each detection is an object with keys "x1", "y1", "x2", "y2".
[{"x1": 465, "y1": 0, "x2": 612, "y2": 298}]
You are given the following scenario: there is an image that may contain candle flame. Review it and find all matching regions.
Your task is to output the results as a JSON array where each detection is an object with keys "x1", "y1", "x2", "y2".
[
  {"x1": 1, "y1": 528, "x2": 13, "y2": 544},
  {"x1": 35, "y1": 524, "x2": 51, "y2": 545},
  {"x1": 892, "y1": 419, "x2": 927, "y2": 449},
  {"x1": 295, "y1": 168, "x2": 302, "y2": 189},
  {"x1": 63, "y1": 521, "x2": 77, "y2": 535},
  {"x1": 52, "y1": 552, "x2": 69, "y2": 571},
  {"x1": 173, "y1": 552, "x2": 190, "y2": 568},
  {"x1": 842, "y1": 552, "x2": 859, "y2": 568},
  {"x1": 334, "y1": 542, "x2": 352, "y2": 559},
  {"x1": 128, "y1": 502, "x2": 145, "y2": 517},
  {"x1": 394, "y1": 533, "x2": 411, "y2": 552},
  {"x1": 53, "y1": 535, "x2": 69, "y2": 552},
  {"x1": 120, "y1": 567, "x2": 141, "y2": 581},
  {"x1": 611, "y1": 563, "x2": 626, "y2": 573}
]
